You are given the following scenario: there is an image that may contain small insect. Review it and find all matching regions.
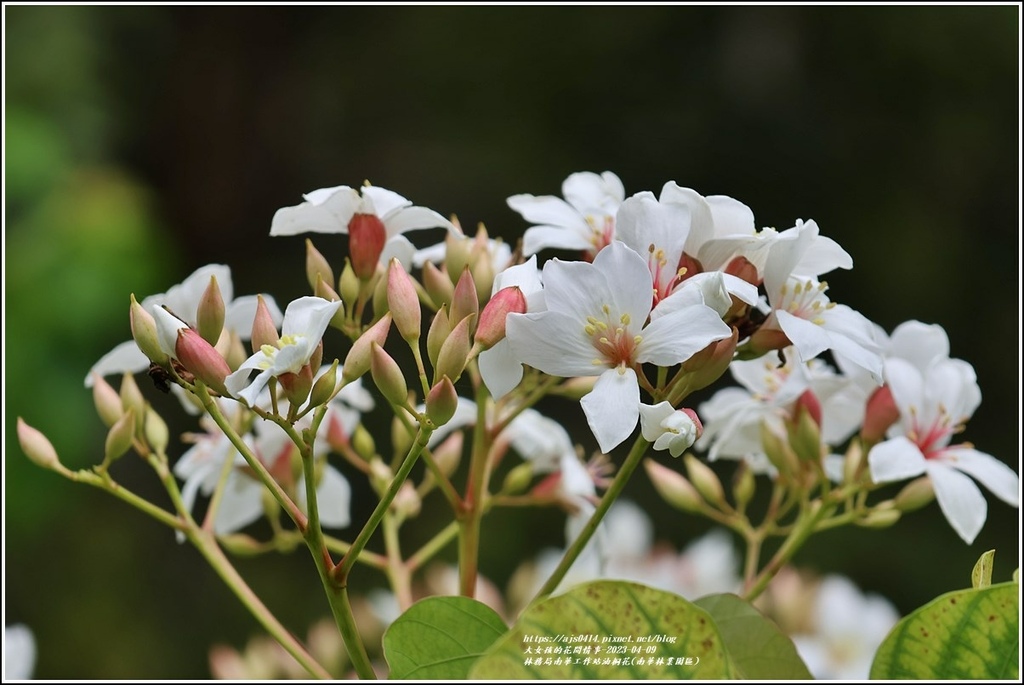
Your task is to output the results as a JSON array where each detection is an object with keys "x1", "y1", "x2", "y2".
[{"x1": 148, "y1": 363, "x2": 172, "y2": 394}]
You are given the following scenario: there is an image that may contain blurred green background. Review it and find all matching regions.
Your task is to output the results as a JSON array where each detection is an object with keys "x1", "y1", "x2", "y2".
[{"x1": 4, "y1": 5, "x2": 1020, "y2": 678}]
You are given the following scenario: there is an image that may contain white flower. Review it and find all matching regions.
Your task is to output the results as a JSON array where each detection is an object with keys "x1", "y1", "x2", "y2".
[
  {"x1": 867, "y1": 355, "x2": 1019, "y2": 544},
  {"x1": 507, "y1": 171, "x2": 624, "y2": 259},
  {"x1": 639, "y1": 402, "x2": 701, "y2": 458},
  {"x1": 4, "y1": 624, "x2": 36, "y2": 680},
  {"x1": 506, "y1": 241, "x2": 731, "y2": 452},
  {"x1": 85, "y1": 264, "x2": 282, "y2": 386},
  {"x1": 269, "y1": 184, "x2": 458, "y2": 273},
  {"x1": 478, "y1": 256, "x2": 545, "y2": 398},
  {"x1": 791, "y1": 575, "x2": 899, "y2": 680},
  {"x1": 226, "y1": 296, "x2": 342, "y2": 407}
]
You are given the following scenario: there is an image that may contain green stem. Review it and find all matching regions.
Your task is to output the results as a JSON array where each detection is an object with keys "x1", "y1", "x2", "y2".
[
  {"x1": 383, "y1": 514, "x2": 414, "y2": 611},
  {"x1": 533, "y1": 434, "x2": 650, "y2": 601},
  {"x1": 742, "y1": 499, "x2": 834, "y2": 602},
  {"x1": 73, "y1": 469, "x2": 184, "y2": 530},
  {"x1": 458, "y1": 382, "x2": 491, "y2": 597}
]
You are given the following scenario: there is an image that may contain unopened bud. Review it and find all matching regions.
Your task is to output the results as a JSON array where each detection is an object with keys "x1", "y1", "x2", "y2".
[
  {"x1": 91, "y1": 373, "x2": 124, "y2": 427},
  {"x1": 861, "y1": 385, "x2": 899, "y2": 445},
  {"x1": 746, "y1": 326, "x2": 791, "y2": 357},
  {"x1": 894, "y1": 476, "x2": 935, "y2": 513},
  {"x1": 391, "y1": 413, "x2": 415, "y2": 459},
  {"x1": 434, "y1": 314, "x2": 473, "y2": 384},
  {"x1": 425, "y1": 376, "x2": 458, "y2": 427},
  {"x1": 279, "y1": 364, "x2": 314, "y2": 407},
  {"x1": 348, "y1": 212, "x2": 387, "y2": 280},
  {"x1": 392, "y1": 482, "x2": 422, "y2": 519},
  {"x1": 368, "y1": 457, "x2": 393, "y2": 495},
  {"x1": 220, "y1": 330, "x2": 248, "y2": 371},
  {"x1": 218, "y1": 533, "x2": 265, "y2": 556},
  {"x1": 678, "y1": 328, "x2": 739, "y2": 393},
  {"x1": 176, "y1": 327, "x2": 231, "y2": 395},
  {"x1": 352, "y1": 424, "x2": 377, "y2": 461},
  {"x1": 197, "y1": 275, "x2": 226, "y2": 346},
  {"x1": 787, "y1": 391, "x2": 823, "y2": 463},
  {"x1": 431, "y1": 431, "x2": 463, "y2": 480},
  {"x1": 130, "y1": 294, "x2": 168, "y2": 366},
  {"x1": 314, "y1": 277, "x2": 346, "y2": 331},
  {"x1": 372, "y1": 265, "x2": 389, "y2": 319},
  {"x1": 342, "y1": 313, "x2": 392, "y2": 383},
  {"x1": 684, "y1": 453, "x2": 726, "y2": 506},
  {"x1": 251, "y1": 295, "x2": 280, "y2": 353},
  {"x1": 426, "y1": 306, "x2": 452, "y2": 369},
  {"x1": 475, "y1": 286, "x2": 526, "y2": 349},
  {"x1": 444, "y1": 231, "x2": 472, "y2": 283},
  {"x1": 119, "y1": 373, "x2": 146, "y2": 434},
  {"x1": 732, "y1": 461, "x2": 756, "y2": 510},
  {"x1": 502, "y1": 462, "x2": 535, "y2": 495},
  {"x1": 306, "y1": 239, "x2": 335, "y2": 294},
  {"x1": 387, "y1": 259, "x2": 422, "y2": 343},
  {"x1": 338, "y1": 259, "x2": 360, "y2": 310},
  {"x1": 855, "y1": 506, "x2": 901, "y2": 529},
  {"x1": 449, "y1": 267, "x2": 479, "y2": 335},
  {"x1": 144, "y1": 407, "x2": 169, "y2": 455},
  {"x1": 842, "y1": 439, "x2": 865, "y2": 485},
  {"x1": 370, "y1": 343, "x2": 408, "y2": 407},
  {"x1": 105, "y1": 408, "x2": 137, "y2": 464},
  {"x1": 17, "y1": 418, "x2": 63, "y2": 472},
  {"x1": 471, "y1": 254, "x2": 496, "y2": 303},
  {"x1": 724, "y1": 255, "x2": 759, "y2": 285},
  {"x1": 553, "y1": 376, "x2": 599, "y2": 400},
  {"x1": 644, "y1": 459, "x2": 703, "y2": 513},
  {"x1": 309, "y1": 361, "x2": 339, "y2": 408},
  {"x1": 423, "y1": 260, "x2": 454, "y2": 309},
  {"x1": 761, "y1": 420, "x2": 798, "y2": 479}
]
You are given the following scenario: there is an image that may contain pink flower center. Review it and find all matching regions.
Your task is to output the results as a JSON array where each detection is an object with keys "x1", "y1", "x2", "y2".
[
  {"x1": 584, "y1": 305, "x2": 641, "y2": 369},
  {"x1": 778, "y1": 279, "x2": 835, "y2": 323},
  {"x1": 584, "y1": 215, "x2": 615, "y2": 261},
  {"x1": 907, "y1": 406, "x2": 956, "y2": 459}
]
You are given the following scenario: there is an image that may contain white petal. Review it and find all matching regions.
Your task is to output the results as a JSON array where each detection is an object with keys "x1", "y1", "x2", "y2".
[
  {"x1": 522, "y1": 225, "x2": 594, "y2": 256},
  {"x1": 888, "y1": 320, "x2": 949, "y2": 371},
  {"x1": 213, "y1": 473, "x2": 267, "y2": 535},
  {"x1": 590, "y1": 240, "x2": 657, "y2": 321},
  {"x1": 658, "y1": 183, "x2": 714, "y2": 255},
  {"x1": 580, "y1": 368, "x2": 640, "y2": 452},
  {"x1": 763, "y1": 222, "x2": 818, "y2": 300},
  {"x1": 152, "y1": 306, "x2": 188, "y2": 358},
  {"x1": 270, "y1": 187, "x2": 360, "y2": 236},
  {"x1": 85, "y1": 340, "x2": 151, "y2": 386},
  {"x1": 793, "y1": 235, "x2": 853, "y2": 278},
  {"x1": 775, "y1": 310, "x2": 831, "y2": 362},
  {"x1": 639, "y1": 304, "x2": 730, "y2": 367},
  {"x1": 639, "y1": 402, "x2": 676, "y2": 443},
  {"x1": 492, "y1": 254, "x2": 543, "y2": 296},
  {"x1": 312, "y1": 466, "x2": 353, "y2": 529},
  {"x1": 563, "y1": 170, "x2": 624, "y2": 213},
  {"x1": 706, "y1": 195, "x2": 756, "y2": 237},
  {"x1": 926, "y1": 461, "x2": 987, "y2": 544},
  {"x1": 4, "y1": 624, "x2": 37, "y2": 680},
  {"x1": 507, "y1": 194, "x2": 589, "y2": 231},
  {"x1": 616, "y1": 192, "x2": 690, "y2": 280},
  {"x1": 280, "y1": 296, "x2": 342, "y2": 341},
  {"x1": 942, "y1": 447, "x2": 1020, "y2": 507},
  {"x1": 868, "y1": 436, "x2": 927, "y2": 483},
  {"x1": 506, "y1": 311, "x2": 601, "y2": 377},
  {"x1": 479, "y1": 340, "x2": 525, "y2": 399},
  {"x1": 384, "y1": 205, "x2": 457, "y2": 237},
  {"x1": 225, "y1": 294, "x2": 283, "y2": 337},
  {"x1": 144, "y1": 264, "x2": 233, "y2": 322},
  {"x1": 381, "y1": 235, "x2": 417, "y2": 272}
]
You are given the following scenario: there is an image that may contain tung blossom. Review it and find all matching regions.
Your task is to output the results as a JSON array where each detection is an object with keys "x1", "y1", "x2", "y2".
[
  {"x1": 226, "y1": 296, "x2": 342, "y2": 407},
  {"x1": 867, "y1": 355, "x2": 1019, "y2": 544},
  {"x1": 506, "y1": 241, "x2": 731, "y2": 452},
  {"x1": 507, "y1": 171, "x2": 624, "y2": 260}
]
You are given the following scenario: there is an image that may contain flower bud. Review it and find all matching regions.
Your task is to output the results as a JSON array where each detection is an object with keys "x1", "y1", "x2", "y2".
[
  {"x1": 220, "y1": 330, "x2": 249, "y2": 371},
  {"x1": 176, "y1": 327, "x2": 231, "y2": 395},
  {"x1": 342, "y1": 313, "x2": 392, "y2": 383},
  {"x1": 130, "y1": 294, "x2": 168, "y2": 366},
  {"x1": 746, "y1": 326, "x2": 791, "y2": 357},
  {"x1": 449, "y1": 267, "x2": 479, "y2": 335},
  {"x1": 426, "y1": 306, "x2": 451, "y2": 369},
  {"x1": 894, "y1": 476, "x2": 935, "y2": 513},
  {"x1": 391, "y1": 413, "x2": 415, "y2": 459},
  {"x1": 17, "y1": 418, "x2": 63, "y2": 472},
  {"x1": 475, "y1": 286, "x2": 526, "y2": 350},
  {"x1": 105, "y1": 408, "x2": 137, "y2": 464},
  {"x1": 306, "y1": 238, "x2": 335, "y2": 294},
  {"x1": 855, "y1": 506, "x2": 901, "y2": 529},
  {"x1": 434, "y1": 314, "x2": 472, "y2": 384},
  {"x1": 387, "y1": 258, "x2": 422, "y2": 343},
  {"x1": 732, "y1": 461, "x2": 756, "y2": 510},
  {"x1": 368, "y1": 457, "x2": 394, "y2": 495},
  {"x1": 144, "y1": 407, "x2": 169, "y2": 455},
  {"x1": 309, "y1": 360, "x2": 339, "y2": 408},
  {"x1": 444, "y1": 230, "x2": 472, "y2": 283},
  {"x1": 552, "y1": 376, "x2": 599, "y2": 400},
  {"x1": 861, "y1": 385, "x2": 899, "y2": 445},
  {"x1": 348, "y1": 212, "x2": 387, "y2": 281},
  {"x1": 471, "y1": 253, "x2": 496, "y2": 304},
  {"x1": 422, "y1": 260, "x2": 454, "y2": 310},
  {"x1": 338, "y1": 258, "x2": 361, "y2": 311},
  {"x1": 370, "y1": 343, "x2": 409, "y2": 407},
  {"x1": 392, "y1": 482, "x2": 422, "y2": 519},
  {"x1": 502, "y1": 462, "x2": 535, "y2": 495},
  {"x1": 372, "y1": 265, "x2": 389, "y2": 319},
  {"x1": 279, "y1": 364, "x2": 314, "y2": 407},
  {"x1": 425, "y1": 376, "x2": 458, "y2": 427},
  {"x1": 314, "y1": 277, "x2": 346, "y2": 331},
  {"x1": 643, "y1": 458, "x2": 703, "y2": 513},
  {"x1": 787, "y1": 390, "x2": 823, "y2": 463},
  {"x1": 678, "y1": 328, "x2": 739, "y2": 393},
  {"x1": 760, "y1": 420, "x2": 798, "y2": 479},
  {"x1": 431, "y1": 431, "x2": 463, "y2": 480},
  {"x1": 251, "y1": 295, "x2": 280, "y2": 353},
  {"x1": 724, "y1": 255, "x2": 760, "y2": 286},
  {"x1": 352, "y1": 423, "x2": 377, "y2": 461},
  {"x1": 119, "y1": 372, "x2": 146, "y2": 434},
  {"x1": 684, "y1": 453, "x2": 727, "y2": 507},
  {"x1": 842, "y1": 438, "x2": 865, "y2": 485},
  {"x1": 91, "y1": 373, "x2": 124, "y2": 427},
  {"x1": 197, "y1": 275, "x2": 226, "y2": 346}
]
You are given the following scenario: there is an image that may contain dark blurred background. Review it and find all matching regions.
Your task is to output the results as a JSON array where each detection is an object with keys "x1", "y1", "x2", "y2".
[{"x1": 4, "y1": 5, "x2": 1020, "y2": 678}]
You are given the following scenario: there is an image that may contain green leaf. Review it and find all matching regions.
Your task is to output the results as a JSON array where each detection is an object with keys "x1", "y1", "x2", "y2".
[
  {"x1": 382, "y1": 595, "x2": 508, "y2": 679},
  {"x1": 971, "y1": 549, "x2": 995, "y2": 589},
  {"x1": 469, "y1": 580, "x2": 733, "y2": 679},
  {"x1": 870, "y1": 581, "x2": 1019, "y2": 679},
  {"x1": 695, "y1": 593, "x2": 813, "y2": 679}
]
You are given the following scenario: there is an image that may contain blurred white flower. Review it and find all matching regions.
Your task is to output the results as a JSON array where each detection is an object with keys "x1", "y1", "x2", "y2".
[{"x1": 4, "y1": 623, "x2": 36, "y2": 680}]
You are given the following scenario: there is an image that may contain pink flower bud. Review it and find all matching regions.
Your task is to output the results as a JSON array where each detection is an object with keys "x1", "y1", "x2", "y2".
[
  {"x1": 643, "y1": 459, "x2": 703, "y2": 513},
  {"x1": 175, "y1": 327, "x2": 231, "y2": 395},
  {"x1": 476, "y1": 286, "x2": 526, "y2": 349},
  {"x1": 251, "y1": 294, "x2": 280, "y2": 353},
  {"x1": 449, "y1": 267, "x2": 479, "y2": 335},
  {"x1": 724, "y1": 255, "x2": 760, "y2": 286},
  {"x1": 679, "y1": 327, "x2": 739, "y2": 393},
  {"x1": 680, "y1": 408, "x2": 704, "y2": 440},
  {"x1": 91, "y1": 372, "x2": 124, "y2": 428},
  {"x1": 387, "y1": 258, "x2": 422, "y2": 343},
  {"x1": 306, "y1": 238, "x2": 335, "y2": 294},
  {"x1": 349, "y1": 212, "x2": 387, "y2": 280},
  {"x1": 426, "y1": 306, "x2": 451, "y2": 369},
  {"x1": 370, "y1": 342, "x2": 409, "y2": 407},
  {"x1": 684, "y1": 453, "x2": 726, "y2": 506},
  {"x1": 17, "y1": 418, "x2": 64, "y2": 472},
  {"x1": 197, "y1": 275, "x2": 226, "y2": 346},
  {"x1": 105, "y1": 408, "x2": 137, "y2": 464},
  {"x1": 434, "y1": 314, "x2": 472, "y2": 384},
  {"x1": 861, "y1": 385, "x2": 899, "y2": 445},
  {"x1": 425, "y1": 375, "x2": 458, "y2": 427},
  {"x1": 279, "y1": 364, "x2": 314, "y2": 407},
  {"x1": 342, "y1": 313, "x2": 392, "y2": 383},
  {"x1": 422, "y1": 260, "x2": 454, "y2": 309}
]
